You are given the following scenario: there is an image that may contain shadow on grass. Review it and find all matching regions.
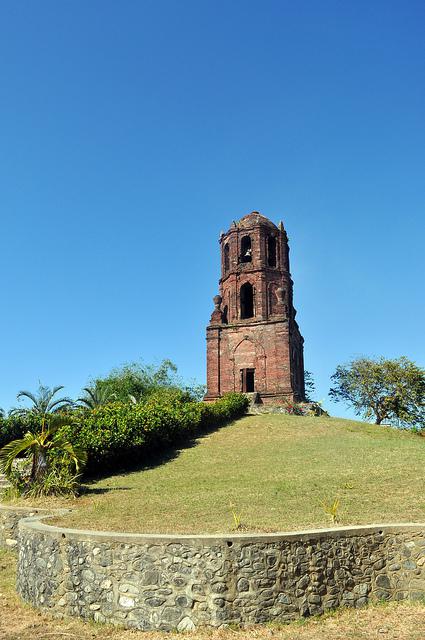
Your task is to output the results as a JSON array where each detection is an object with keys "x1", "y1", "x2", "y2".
[
  {"x1": 81, "y1": 416, "x2": 245, "y2": 490},
  {"x1": 79, "y1": 486, "x2": 132, "y2": 495}
]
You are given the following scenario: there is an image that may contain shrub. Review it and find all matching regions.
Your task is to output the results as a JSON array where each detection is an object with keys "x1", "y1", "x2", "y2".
[
  {"x1": 3, "y1": 462, "x2": 82, "y2": 499},
  {"x1": 0, "y1": 414, "x2": 41, "y2": 449},
  {"x1": 61, "y1": 393, "x2": 248, "y2": 474},
  {"x1": 199, "y1": 392, "x2": 249, "y2": 428},
  {"x1": 0, "y1": 414, "x2": 87, "y2": 497},
  {"x1": 284, "y1": 402, "x2": 308, "y2": 416},
  {"x1": 282, "y1": 401, "x2": 327, "y2": 417}
]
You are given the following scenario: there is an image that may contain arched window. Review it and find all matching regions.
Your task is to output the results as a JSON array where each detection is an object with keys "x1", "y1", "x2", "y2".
[
  {"x1": 240, "y1": 282, "x2": 254, "y2": 319},
  {"x1": 267, "y1": 235, "x2": 277, "y2": 267},
  {"x1": 224, "y1": 244, "x2": 230, "y2": 272},
  {"x1": 222, "y1": 305, "x2": 228, "y2": 324},
  {"x1": 240, "y1": 236, "x2": 252, "y2": 263}
]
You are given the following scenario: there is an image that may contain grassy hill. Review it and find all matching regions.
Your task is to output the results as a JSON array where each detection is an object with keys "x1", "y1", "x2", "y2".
[{"x1": 54, "y1": 413, "x2": 424, "y2": 534}]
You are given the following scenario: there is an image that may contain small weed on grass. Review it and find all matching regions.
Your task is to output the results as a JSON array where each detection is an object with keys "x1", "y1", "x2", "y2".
[{"x1": 320, "y1": 497, "x2": 341, "y2": 525}]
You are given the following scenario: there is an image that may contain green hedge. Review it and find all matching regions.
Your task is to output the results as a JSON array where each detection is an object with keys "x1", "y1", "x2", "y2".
[
  {"x1": 0, "y1": 414, "x2": 41, "y2": 450},
  {"x1": 61, "y1": 392, "x2": 248, "y2": 474}
]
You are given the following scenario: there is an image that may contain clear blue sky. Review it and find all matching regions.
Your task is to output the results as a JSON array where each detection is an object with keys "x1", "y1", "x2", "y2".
[{"x1": 0, "y1": 0, "x2": 424, "y2": 418}]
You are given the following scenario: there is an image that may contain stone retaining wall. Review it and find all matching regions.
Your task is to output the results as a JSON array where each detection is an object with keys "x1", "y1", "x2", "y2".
[
  {"x1": 5, "y1": 508, "x2": 423, "y2": 631},
  {"x1": 0, "y1": 505, "x2": 50, "y2": 550}
]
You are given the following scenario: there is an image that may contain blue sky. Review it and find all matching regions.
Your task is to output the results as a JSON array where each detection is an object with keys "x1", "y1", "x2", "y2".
[{"x1": 0, "y1": 0, "x2": 423, "y2": 418}]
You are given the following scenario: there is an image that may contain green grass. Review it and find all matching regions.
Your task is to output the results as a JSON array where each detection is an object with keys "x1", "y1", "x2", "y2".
[{"x1": 46, "y1": 413, "x2": 425, "y2": 533}]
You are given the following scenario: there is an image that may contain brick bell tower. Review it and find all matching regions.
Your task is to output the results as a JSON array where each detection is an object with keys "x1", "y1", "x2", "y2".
[{"x1": 205, "y1": 211, "x2": 305, "y2": 404}]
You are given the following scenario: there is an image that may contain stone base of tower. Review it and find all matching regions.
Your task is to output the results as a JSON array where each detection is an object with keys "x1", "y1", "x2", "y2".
[
  {"x1": 254, "y1": 391, "x2": 305, "y2": 404},
  {"x1": 204, "y1": 391, "x2": 303, "y2": 405},
  {"x1": 205, "y1": 318, "x2": 305, "y2": 403}
]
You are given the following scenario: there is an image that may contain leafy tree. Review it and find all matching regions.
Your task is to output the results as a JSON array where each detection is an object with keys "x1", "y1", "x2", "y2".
[
  {"x1": 77, "y1": 385, "x2": 117, "y2": 409},
  {"x1": 92, "y1": 360, "x2": 177, "y2": 402},
  {"x1": 181, "y1": 380, "x2": 206, "y2": 402},
  {"x1": 304, "y1": 370, "x2": 316, "y2": 402},
  {"x1": 329, "y1": 356, "x2": 425, "y2": 427},
  {"x1": 92, "y1": 359, "x2": 204, "y2": 403}
]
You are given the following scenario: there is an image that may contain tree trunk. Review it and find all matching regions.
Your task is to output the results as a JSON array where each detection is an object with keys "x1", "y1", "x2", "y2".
[{"x1": 30, "y1": 449, "x2": 48, "y2": 481}]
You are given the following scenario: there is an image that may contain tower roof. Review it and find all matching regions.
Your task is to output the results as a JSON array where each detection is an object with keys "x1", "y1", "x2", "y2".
[{"x1": 236, "y1": 211, "x2": 278, "y2": 231}]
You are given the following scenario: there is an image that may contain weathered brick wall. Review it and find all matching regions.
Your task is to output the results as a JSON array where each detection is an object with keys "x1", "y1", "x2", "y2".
[
  {"x1": 215, "y1": 321, "x2": 293, "y2": 400},
  {"x1": 5, "y1": 507, "x2": 425, "y2": 631}
]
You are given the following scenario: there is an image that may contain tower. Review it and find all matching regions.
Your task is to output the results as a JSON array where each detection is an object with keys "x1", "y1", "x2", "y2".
[{"x1": 205, "y1": 212, "x2": 305, "y2": 403}]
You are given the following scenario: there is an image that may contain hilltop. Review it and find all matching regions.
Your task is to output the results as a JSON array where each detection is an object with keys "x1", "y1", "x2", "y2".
[{"x1": 48, "y1": 413, "x2": 425, "y2": 534}]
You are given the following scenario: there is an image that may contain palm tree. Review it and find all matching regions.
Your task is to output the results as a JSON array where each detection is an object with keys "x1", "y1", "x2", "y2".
[
  {"x1": 0, "y1": 414, "x2": 86, "y2": 483},
  {"x1": 1, "y1": 384, "x2": 84, "y2": 487},
  {"x1": 10, "y1": 384, "x2": 74, "y2": 428},
  {"x1": 77, "y1": 385, "x2": 117, "y2": 409}
]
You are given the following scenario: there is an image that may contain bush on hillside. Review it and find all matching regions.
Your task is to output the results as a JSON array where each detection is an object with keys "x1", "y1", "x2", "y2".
[
  {"x1": 198, "y1": 393, "x2": 249, "y2": 427},
  {"x1": 0, "y1": 413, "x2": 41, "y2": 449},
  {"x1": 60, "y1": 393, "x2": 248, "y2": 474},
  {"x1": 284, "y1": 401, "x2": 326, "y2": 417}
]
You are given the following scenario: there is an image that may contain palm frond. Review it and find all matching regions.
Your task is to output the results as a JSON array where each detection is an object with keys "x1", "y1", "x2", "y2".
[
  {"x1": 50, "y1": 385, "x2": 65, "y2": 396},
  {"x1": 48, "y1": 397, "x2": 74, "y2": 412},
  {"x1": 0, "y1": 432, "x2": 38, "y2": 475},
  {"x1": 83, "y1": 387, "x2": 97, "y2": 402},
  {"x1": 52, "y1": 434, "x2": 87, "y2": 471},
  {"x1": 46, "y1": 414, "x2": 74, "y2": 431},
  {"x1": 77, "y1": 386, "x2": 116, "y2": 408},
  {"x1": 76, "y1": 397, "x2": 93, "y2": 409},
  {"x1": 15, "y1": 384, "x2": 71, "y2": 417},
  {"x1": 16, "y1": 390, "x2": 39, "y2": 405},
  {"x1": 8, "y1": 406, "x2": 29, "y2": 417}
]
